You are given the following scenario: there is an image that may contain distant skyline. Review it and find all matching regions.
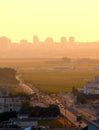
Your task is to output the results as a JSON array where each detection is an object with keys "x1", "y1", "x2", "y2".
[
  {"x1": 0, "y1": 35, "x2": 99, "y2": 59},
  {"x1": 0, "y1": 0, "x2": 99, "y2": 42},
  {"x1": 0, "y1": 35, "x2": 76, "y2": 43}
]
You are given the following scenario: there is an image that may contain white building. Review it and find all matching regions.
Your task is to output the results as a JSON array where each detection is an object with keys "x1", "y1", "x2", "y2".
[
  {"x1": 17, "y1": 118, "x2": 38, "y2": 129},
  {"x1": 10, "y1": 115, "x2": 38, "y2": 129},
  {"x1": 0, "y1": 96, "x2": 21, "y2": 113},
  {"x1": 84, "y1": 76, "x2": 99, "y2": 94}
]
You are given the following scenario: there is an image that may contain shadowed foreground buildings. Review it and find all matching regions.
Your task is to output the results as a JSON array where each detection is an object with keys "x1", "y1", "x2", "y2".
[{"x1": 0, "y1": 96, "x2": 21, "y2": 112}]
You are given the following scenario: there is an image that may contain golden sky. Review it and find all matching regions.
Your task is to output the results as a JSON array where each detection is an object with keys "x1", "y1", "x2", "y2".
[{"x1": 0, "y1": 0, "x2": 99, "y2": 42}]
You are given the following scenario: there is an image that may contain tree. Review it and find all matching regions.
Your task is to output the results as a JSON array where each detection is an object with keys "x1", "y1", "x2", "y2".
[
  {"x1": 0, "y1": 111, "x2": 17, "y2": 123},
  {"x1": 62, "y1": 57, "x2": 71, "y2": 62},
  {"x1": 19, "y1": 100, "x2": 31, "y2": 114},
  {"x1": 72, "y1": 87, "x2": 78, "y2": 95}
]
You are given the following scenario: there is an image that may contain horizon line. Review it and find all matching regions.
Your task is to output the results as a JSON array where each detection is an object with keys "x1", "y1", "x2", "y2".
[{"x1": 1, "y1": 35, "x2": 99, "y2": 43}]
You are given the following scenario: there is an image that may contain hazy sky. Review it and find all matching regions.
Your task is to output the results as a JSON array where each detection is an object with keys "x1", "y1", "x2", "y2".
[{"x1": 0, "y1": 0, "x2": 99, "y2": 42}]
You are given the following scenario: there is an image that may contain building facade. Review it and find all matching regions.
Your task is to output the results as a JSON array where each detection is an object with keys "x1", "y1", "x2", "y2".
[
  {"x1": 84, "y1": 76, "x2": 99, "y2": 94},
  {"x1": 0, "y1": 96, "x2": 21, "y2": 113}
]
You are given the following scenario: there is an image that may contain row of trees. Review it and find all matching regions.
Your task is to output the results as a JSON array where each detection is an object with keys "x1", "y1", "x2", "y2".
[
  {"x1": 0, "y1": 111, "x2": 17, "y2": 123},
  {"x1": 20, "y1": 102, "x2": 60, "y2": 117},
  {"x1": 0, "y1": 68, "x2": 19, "y2": 85},
  {"x1": 0, "y1": 103, "x2": 60, "y2": 123}
]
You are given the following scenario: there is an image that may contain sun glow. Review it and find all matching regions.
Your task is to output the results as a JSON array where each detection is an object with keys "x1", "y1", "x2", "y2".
[{"x1": 0, "y1": 0, "x2": 99, "y2": 42}]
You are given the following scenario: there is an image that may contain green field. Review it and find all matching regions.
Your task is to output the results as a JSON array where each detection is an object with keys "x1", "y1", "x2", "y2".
[{"x1": 0, "y1": 58, "x2": 99, "y2": 93}]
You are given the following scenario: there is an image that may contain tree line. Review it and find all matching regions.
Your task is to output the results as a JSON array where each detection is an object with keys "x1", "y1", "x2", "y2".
[{"x1": 0, "y1": 68, "x2": 19, "y2": 85}]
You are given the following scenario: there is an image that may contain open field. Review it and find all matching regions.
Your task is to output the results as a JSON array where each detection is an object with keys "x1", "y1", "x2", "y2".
[{"x1": 0, "y1": 58, "x2": 99, "y2": 93}]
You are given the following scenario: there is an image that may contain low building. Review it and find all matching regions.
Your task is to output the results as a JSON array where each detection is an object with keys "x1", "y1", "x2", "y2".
[
  {"x1": 84, "y1": 76, "x2": 99, "y2": 94},
  {"x1": 10, "y1": 117, "x2": 38, "y2": 129},
  {"x1": 77, "y1": 87, "x2": 84, "y2": 93},
  {"x1": 17, "y1": 118, "x2": 38, "y2": 129},
  {"x1": 17, "y1": 114, "x2": 29, "y2": 119}
]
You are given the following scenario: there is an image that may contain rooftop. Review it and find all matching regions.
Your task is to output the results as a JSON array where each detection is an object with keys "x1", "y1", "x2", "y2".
[{"x1": 88, "y1": 119, "x2": 99, "y2": 128}]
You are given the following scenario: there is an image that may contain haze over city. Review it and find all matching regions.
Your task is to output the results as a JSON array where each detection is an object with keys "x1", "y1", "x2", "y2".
[
  {"x1": 0, "y1": 0, "x2": 99, "y2": 42},
  {"x1": 0, "y1": 1, "x2": 99, "y2": 130},
  {"x1": 0, "y1": 35, "x2": 99, "y2": 58}
]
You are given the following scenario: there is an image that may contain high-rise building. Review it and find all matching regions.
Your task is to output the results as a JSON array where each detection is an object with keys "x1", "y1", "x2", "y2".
[
  {"x1": 33, "y1": 35, "x2": 39, "y2": 44},
  {"x1": 69, "y1": 37, "x2": 75, "y2": 43},
  {"x1": 45, "y1": 37, "x2": 54, "y2": 44},
  {"x1": 0, "y1": 36, "x2": 11, "y2": 48},
  {"x1": 61, "y1": 37, "x2": 67, "y2": 44}
]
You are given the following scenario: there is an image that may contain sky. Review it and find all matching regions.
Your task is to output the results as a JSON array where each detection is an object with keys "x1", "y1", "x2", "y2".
[{"x1": 0, "y1": 0, "x2": 99, "y2": 42}]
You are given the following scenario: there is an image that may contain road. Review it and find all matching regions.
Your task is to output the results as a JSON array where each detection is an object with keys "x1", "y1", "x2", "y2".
[
  {"x1": 16, "y1": 75, "x2": 88, "y2": 128},
  {"x1": 59, "y1": 106, "x2": 87, "y2": 128},
  {"x1": 44, "y1": 95, "x2": 87, "y2": 128},
  {"x1": 75, "y1": 107, "x2": 96, "y2": 120},
  {"x1": 16, "y1": 75, "x2": 35, "y2": 94}
]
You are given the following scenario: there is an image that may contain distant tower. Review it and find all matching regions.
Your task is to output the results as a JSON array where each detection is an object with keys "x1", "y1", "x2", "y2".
[
  {"x1": 33, "y1": 35, "x2": 39, "y2": 44},
  {"x1": 69, "y1": 37, "x2": 75, "y2": 43},
  {"x1": 45, "y1": 37, "x2": 54, "y2": 44},
  {"x1": 61, "y1": 37, "x2": 67, "y2": 44},
  {"x1": 0, "y1": 36, "x2": 11, "y2": 49}
]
